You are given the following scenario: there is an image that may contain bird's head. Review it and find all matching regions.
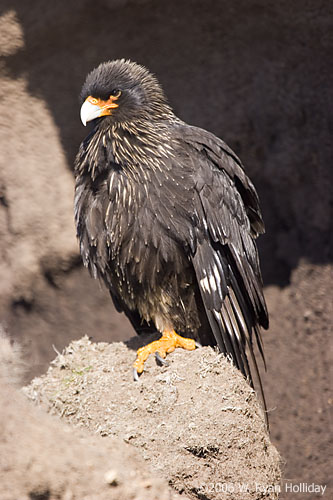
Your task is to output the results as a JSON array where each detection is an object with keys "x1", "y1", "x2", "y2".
[{"x1": 80, "y1": 59, "x2": 172, "y2": 127}]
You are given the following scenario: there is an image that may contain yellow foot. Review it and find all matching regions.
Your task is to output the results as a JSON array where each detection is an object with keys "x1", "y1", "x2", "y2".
[{"x1": 133, "y1": 329, "x2": 196, "y2": 379}]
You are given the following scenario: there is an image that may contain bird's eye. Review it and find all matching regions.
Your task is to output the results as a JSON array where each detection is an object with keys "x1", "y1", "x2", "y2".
[
  {"x1": 90, "y1": 97, "x2": 98, "y2": 104},
  {"x1": 110, "y1": 89, "x2": 121, "y2": 98}
]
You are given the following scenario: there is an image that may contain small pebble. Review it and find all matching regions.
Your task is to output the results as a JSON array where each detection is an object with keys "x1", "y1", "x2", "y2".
[{"x1": 104, "y1": 469, "x2": 119, "y2": 486}]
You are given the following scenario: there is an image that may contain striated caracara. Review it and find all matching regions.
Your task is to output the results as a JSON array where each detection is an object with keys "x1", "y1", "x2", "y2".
[{"x1": 74, "y1": 59, "x2": 269, "y2": 417}]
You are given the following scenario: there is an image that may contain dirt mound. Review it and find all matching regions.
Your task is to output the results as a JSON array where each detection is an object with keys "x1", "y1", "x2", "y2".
[
  {"x1": 24, "y1": 336, "x2": 281, "y2": 499},
  {"x1": 0, "y1": 334, "x2": 186, "y2": 500}
]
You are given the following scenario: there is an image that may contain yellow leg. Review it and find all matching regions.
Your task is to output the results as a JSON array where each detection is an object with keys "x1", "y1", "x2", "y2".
[{"x1": 133, "y1": 329, "x2": 196, "y2": 375}]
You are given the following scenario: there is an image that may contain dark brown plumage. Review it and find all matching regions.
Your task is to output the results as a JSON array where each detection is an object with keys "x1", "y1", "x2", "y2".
[{"x1": 74, "y1": 59, "x2": 268, "y2": 419}]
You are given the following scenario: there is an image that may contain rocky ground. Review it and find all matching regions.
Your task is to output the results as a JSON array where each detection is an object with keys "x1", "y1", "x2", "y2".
[
  {"x1": 1, "y1": 333, "x2": 281, "y2": 500},
  {"x1": 0, "y1": 333, "x2": 187, "y2": 500}
]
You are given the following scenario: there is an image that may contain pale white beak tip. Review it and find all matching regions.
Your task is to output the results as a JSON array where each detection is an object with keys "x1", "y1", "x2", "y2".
[{"x1": 80, "y1": 100, "x2": 101, "y2": 126}]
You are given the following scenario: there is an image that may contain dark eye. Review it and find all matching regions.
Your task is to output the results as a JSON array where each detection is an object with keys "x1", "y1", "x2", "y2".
[{"x1": 110, "y1": 89, "x2": 121, "y2": 97}]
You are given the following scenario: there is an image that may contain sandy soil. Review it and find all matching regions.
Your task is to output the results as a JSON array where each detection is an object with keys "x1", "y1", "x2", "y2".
[
  {"x1": 21, "y1": 336, "x2": 280, "y2": 500},
  {"x1": 0, "y1": 335, "x2": 186, "y2": 500}
]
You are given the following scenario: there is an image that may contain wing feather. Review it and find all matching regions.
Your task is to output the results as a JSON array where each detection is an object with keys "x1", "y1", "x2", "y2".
[{"x1": 179, "y1": 122, "x2": 269, "y2": 425}]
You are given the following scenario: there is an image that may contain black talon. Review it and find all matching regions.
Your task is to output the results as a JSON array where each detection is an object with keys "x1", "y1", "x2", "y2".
[
  {"x1": 155, "y1": 352, "x2": 169, "y2": 366},
  {"x1": 195, "y1": 341, "x2": 202, "y2": 348}
]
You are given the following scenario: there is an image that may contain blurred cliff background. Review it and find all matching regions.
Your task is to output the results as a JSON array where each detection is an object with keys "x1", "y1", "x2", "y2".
[{"x1": 0, "y1": 1, "x2": 331, "y2": 498}]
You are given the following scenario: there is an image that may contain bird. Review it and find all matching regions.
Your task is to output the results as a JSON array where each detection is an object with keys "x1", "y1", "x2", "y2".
[{"x1": 75, "y1": 59, "x2": 269, "y2": 418}]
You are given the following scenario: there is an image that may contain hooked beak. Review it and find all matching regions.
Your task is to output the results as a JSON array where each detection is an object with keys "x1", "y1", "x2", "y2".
[{"x1": 80, "y1": 95, "x2": 119, "y2": 126}]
